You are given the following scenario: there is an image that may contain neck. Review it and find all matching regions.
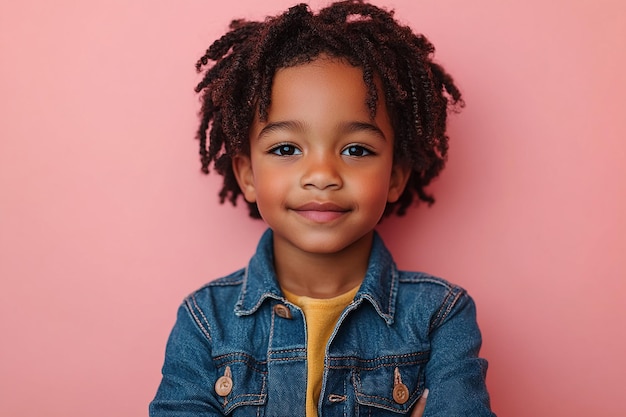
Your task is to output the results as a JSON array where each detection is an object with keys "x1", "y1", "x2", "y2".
[{"x1": 273, "y1": 231, "x2": 373, "y2": 299}]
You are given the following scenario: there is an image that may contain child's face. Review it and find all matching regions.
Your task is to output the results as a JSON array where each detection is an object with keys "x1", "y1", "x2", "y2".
[{"x1": 233, "y1": 56, "x2": 410, "y2": 256}]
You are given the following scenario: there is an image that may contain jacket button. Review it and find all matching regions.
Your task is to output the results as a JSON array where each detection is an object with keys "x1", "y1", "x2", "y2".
[
  {"x1": 273, "y1": 304, "x2": 292, "y2": 319},
  {"x1": 393, "y1": 383, "x2": 409, "y2": 404},
  {"x1": 215, "y1": 366, "x2": 233, "y2": 397},
  {"x1": 392, "y1": 367, "x2": 409, "y2": 404}
]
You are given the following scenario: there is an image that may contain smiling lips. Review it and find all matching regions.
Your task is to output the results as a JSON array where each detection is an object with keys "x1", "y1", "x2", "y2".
[{"x1": 293, "y1": 202, "x2": 349, "y2": 222}]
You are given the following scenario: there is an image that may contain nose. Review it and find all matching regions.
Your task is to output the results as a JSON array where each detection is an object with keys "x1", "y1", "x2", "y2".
[{"x1": 300, "y1": 153, "x2": 343, "y2": 190}]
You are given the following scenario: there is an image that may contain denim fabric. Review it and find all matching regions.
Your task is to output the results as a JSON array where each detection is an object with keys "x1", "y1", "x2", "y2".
[{"x1": 150, "y1": 230, "x2": 495, "y2": 416}]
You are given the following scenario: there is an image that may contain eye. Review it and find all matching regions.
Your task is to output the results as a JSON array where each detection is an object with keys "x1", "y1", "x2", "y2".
[
  {"x1": 341, "y1": 145, "x2": 372, "y2": 157},
  {"x1": 270, "y1": 144, "x2": 302, "y2": 156}
]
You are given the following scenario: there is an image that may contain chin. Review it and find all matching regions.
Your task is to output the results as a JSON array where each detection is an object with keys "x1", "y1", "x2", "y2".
[{"x1": 289, "y1": 231, "x2": 373, "y2": 255}]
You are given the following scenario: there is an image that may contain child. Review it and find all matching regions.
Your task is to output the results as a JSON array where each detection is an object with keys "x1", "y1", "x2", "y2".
[{"x1": 150, "y1": 1, "x2": 495, "y2": 416}]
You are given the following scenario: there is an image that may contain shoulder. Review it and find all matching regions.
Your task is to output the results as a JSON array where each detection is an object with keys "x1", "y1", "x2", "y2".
[
  {"x1": 171, "y1": 268, "x2": 248, "y2": 341},
  {"x1": 395, "y1": 270, "x2": 476, "y2": 328},
  {"x1": 198, "y1": 269, "x2": 246, "y2": 288},
  {"x1": 181, "y1": 269, "x2": 246, "y2": 315},
  {"x1": 189, "y1": 268, "x2": 246, "y2": 295},
  {"x1": 397, "y1": 270, "x2": 467, "y2": 297}
]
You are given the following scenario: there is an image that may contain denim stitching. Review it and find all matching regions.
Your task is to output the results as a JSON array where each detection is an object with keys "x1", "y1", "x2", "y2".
[
  {"x1": 267, "y1": 353, "x2": 307, "y2": 362},
  {"x1": 361, "y1": 294, "x2": 393, "y2": 324},
  {"x1": 217, "y1": 355, "x2": 268, "y2": 414},
  {"x1": 218, "y1": 372, "x2": 268, "y2": 408},
  {"x1": 388, "y1": 266, "x2": 397, "y2": 319},
  {"x1": 226, "y1": 393, "x2": 266, "y2": 402},
  {"x1": 329, "y1": 351, "x2": 428, "y2": 367},
  {"x1": 351, "y1": 371, "x2": 408, "y2": 413},
  {"x1": 328, "y1": 359, "x2": 428, "y2": 371},
  {"x1": 352, "y1": 371, "x2": 361, "y2": 400},
  {"x1": 217, "y1": 359, "x2": 268, "y2": 374},
  {"x1": 330, "y1": 352, "x2": 425, "y2": 360},
  {"x1": 439, "y1": 289, "x2": 463, "y2": 323},
  {"x1": 329, "y1": 352, "x2": 428, "y2": 362},
  {"x1": 199, "y1": 271, "x2": 244, "y2": 289},
  {"x1": 191, "y1": 295, "x2": 214, "y2": 340},
  {"x1": 343, "y1": 377, "x2": 348, "y2": 417},
  {"x1": 357, "y1": 398, "x2": 408, "y2": 412},
  {"x1": 214, "y1": 351, "x2": 265, "y2": 362},
  {"x1": 429, "y1": 288, "x2": 454, "y2": 333},
  {"x1": 355, "y1": 373, "x2": 422, "y2": 404},
  {"x1": 430, "y1": 286, "x2": 465, "y2": 334},
  {"x1": 353, "y1": 367, "x2": 419, "y2": 412},
  {"x1": 244, "y1": 292, "x2": 282, "y2": 315},
  {"x1": 185, "y1": 296, "x2": 212, "y2": 342},
  {"x1": 206, "y1": 278, "x2": 244, "y2": 287},
  {"x1": 268, "y1": 299, "x2": 275, "y2": 354},
  {"x1": 206, "y1": 281, "x2": 242, "y2": 287},
  {"x1": 269, "y1": 348, "x2": 307, "y2": 354},
  {"x1": 236, "y1": 257, "x2": 286, "y2": 316},
  {"x1": 234, "y1": 266, "x2": 250, "y2": 315},
  {"x1": 222, "y1": 394, "x2": 266, "y2": 414},
  {"x1": 222, "y1": 361, "x2": 266, "y2": 374},
  {"x1": 260, "y1": 370, "x2": 267, "y2": 401},
  {"x1": 398, "y1": 275, "x2": 453, "y2": 290}
]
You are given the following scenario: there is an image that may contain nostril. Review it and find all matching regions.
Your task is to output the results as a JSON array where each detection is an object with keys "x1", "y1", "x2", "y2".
[{"x1": 300, "y1": 168, "x2": 343, "y2": 190}]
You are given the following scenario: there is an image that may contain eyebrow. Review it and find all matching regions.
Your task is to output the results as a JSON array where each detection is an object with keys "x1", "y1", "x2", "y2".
[
  {"x1": 257, "y1": 120, "x2": 306, "y2": 140},
  {"x1": 256, "y1": 120, "x2": 386, "y2": 141},
  {"x1": 340, "y1": 121, "x2": 387, "y2": 141}
]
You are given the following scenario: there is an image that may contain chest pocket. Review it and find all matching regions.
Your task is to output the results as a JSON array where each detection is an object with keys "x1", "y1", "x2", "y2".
[
  {"x1": 214, "y1": 355, "x2": 267, "y2": 416},
  {"x1": 352, "y1": 352, "x2": 429, "y2": 415}
]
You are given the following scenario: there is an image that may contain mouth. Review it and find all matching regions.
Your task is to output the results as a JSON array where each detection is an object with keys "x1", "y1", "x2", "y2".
[{"x1": 292, "y1": 202, "x2": 350, "y2": 222}]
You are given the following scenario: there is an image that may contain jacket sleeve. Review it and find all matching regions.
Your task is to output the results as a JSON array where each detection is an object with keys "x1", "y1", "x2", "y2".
[
  {"x1": 149, "y1": 301, "x2": 224, "y2": 416},
  {"x1": 422, "y1": 288, "x2": 496, "y2": 417}
]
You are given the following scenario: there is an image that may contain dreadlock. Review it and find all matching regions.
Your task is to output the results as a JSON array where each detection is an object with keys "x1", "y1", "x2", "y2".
[{"x1": 194, "y1": 0, "x2": 463, "y2": 218}]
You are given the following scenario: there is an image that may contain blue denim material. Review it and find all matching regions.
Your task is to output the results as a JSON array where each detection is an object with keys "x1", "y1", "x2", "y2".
[{"x1": 150, "y1": 229, "x2": 495, "y2": 416}]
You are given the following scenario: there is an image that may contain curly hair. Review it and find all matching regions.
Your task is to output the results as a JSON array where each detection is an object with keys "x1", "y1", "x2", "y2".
[{"x1": 194, "y1": 0, "x2": 463, "y2": 218}]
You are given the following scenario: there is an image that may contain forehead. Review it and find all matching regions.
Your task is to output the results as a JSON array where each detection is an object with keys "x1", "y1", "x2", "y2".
[
  {"x1": 265, "y1": 57, "x2": 386, "y2": 122},
  {"x1": 249, "y1": 56, "x2": 394, "y2": 144}
]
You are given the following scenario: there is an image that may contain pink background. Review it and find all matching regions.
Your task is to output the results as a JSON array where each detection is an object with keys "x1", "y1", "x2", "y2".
[{"x1": 1, "y1": 0, "x2": 625, "y2": 416}]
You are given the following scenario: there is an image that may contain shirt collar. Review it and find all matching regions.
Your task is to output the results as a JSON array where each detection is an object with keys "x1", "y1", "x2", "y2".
[{"x1": 234, "y1": 229, "x2": 399, "y2": 324}]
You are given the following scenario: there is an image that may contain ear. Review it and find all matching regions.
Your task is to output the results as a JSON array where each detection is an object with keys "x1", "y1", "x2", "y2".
[
  {"x1": 387, "y1": 163, "x2": 411, "y2": 203},
  {"x1": 232, "y1": 154, "x2": 257, "y2": 203}
]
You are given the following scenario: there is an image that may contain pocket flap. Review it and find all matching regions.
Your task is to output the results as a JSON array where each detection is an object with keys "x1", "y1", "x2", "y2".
[
  {"x1": 214, "y1": 354, "x2": 267, "y2": 414},
  {"x1": 353, "y1": 352, "x2": 428, "y2": 413}
]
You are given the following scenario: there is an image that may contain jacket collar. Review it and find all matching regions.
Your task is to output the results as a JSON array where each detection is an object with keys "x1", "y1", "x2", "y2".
[{"x1": 234, "y1": 229, "x2": 399, "y2": 324}]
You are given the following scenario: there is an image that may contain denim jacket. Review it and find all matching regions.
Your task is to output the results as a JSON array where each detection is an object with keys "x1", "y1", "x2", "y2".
[{"x1": 150, "y1": 230, "x2": 495, "y2": 416}]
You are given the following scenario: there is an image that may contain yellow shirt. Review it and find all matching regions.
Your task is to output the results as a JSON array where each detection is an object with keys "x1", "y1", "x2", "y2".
[{"x1": 283, "y1": 286, "x2": 360, "y2": 417}]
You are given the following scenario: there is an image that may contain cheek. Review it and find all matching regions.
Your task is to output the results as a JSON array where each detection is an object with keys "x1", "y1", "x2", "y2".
[
  {"x1": 252, "y1": 168, "x2": 290, "y2": 208},
  {"x1": 366, "y1": 183, "x2": 393, "y2": 208},
  {"x1": 353, "y1": 169, "x2": 393, "y2": 208}
]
